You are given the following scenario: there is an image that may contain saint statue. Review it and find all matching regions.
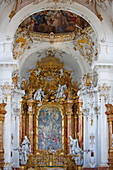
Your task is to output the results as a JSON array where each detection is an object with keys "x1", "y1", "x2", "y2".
[
  {"x1": 19, "y1": 136, "x2": 31, "y2": 165},
  {"x1": 56, "y1": 84, "x2": 67, "y2": 99},
  {"x1": 69, "y1": 136, "x2": 83, "y2": 166},
  {"x1": 34, "y1": 88, "x2": 45, "y2": 102}
]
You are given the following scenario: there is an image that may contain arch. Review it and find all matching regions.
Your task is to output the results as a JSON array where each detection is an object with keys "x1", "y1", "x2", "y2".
[
  {"x1": 4, "y1": 1, "x2": 105, "y2": 80},
  {"x1": 6, "y1": 1, "x2": 105, "y2": 42}
]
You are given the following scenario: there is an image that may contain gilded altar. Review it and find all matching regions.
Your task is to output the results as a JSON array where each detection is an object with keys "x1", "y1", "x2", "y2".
[{"x1": 19, "y1": 51, "x2": 83, "y2": 170}]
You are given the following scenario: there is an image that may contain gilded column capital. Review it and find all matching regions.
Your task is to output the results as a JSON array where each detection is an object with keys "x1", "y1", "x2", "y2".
[
  {"x1": 105, "y1": 104, "x2": 113, "y2": 115},
  {"x1": 75, "y1": 100, "x2": 83, "y2": 115},
  {"x1": 64, "y1": 100, "x2": 74, "y2": 116},
  {"x1": 20, "y1": 98, "x2": 27, "y2": 115},
  {"x1": 27, "y1": 99, "x2": 37, "y2": 115}
]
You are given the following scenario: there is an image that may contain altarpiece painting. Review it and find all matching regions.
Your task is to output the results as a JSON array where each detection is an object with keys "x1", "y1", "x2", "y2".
[{"x1": 38, "y1": 106, "x2": 62, "y2": 151}]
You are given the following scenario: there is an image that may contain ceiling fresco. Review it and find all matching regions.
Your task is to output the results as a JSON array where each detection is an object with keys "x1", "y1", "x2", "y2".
[{"x1": 19, "y1": 10, "x2": 89, "y2": 34}]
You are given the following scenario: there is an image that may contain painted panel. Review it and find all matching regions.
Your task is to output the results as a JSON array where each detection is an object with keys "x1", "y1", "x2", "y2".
[
  {"x1": 38, "y1": 106, "x2": 62, "y2": 150},
  {"x1": 20, "y1": 10, "x2": 89, "y2": 34}
]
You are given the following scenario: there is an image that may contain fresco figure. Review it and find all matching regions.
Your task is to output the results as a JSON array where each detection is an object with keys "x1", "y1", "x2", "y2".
[{"x1": 19, "y1": 10, "x2": 89, "y2": 34}]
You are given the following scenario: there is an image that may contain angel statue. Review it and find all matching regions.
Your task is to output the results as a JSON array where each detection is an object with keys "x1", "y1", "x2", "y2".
[
  {"x1": 69, "y1": 136, "x2": 83, "y2": 166},
  {"x1": 56, "y1": 84, "x2": 67, "y2": 99},
  {"x1": 34, "y1": 88, "x2": 45, "y2": 102}
]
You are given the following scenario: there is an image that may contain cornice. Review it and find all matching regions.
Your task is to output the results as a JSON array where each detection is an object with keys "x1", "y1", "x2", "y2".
[
  {"x1": 94, "y1": 65, "x2": 113, "y2": 71},
  {"x1": 0, "y1": 63, "x2": 17, "y2": 70}
]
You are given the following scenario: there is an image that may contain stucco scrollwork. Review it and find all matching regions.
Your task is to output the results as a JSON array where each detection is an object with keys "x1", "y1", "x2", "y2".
[
  {"x1": 12, "y1": 26, "x2": 76, "y2": 59},
  {"x1": 79, "y1": 71, "x2": 98, "y2": 90},
  {"x1": 13, "y1": 25, "x2": 98, "y2": 66},
  {"x1": 13, "y1": 27, "x2": 32, "y2": 59},
  {"x1": 73, "y1": 27, "x2": 98, "y2": 65}
]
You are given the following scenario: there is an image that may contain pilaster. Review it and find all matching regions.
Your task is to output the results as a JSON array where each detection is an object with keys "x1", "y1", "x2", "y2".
[
  {"x1": 98, "y1": 83, "x2": 110, "y2": 167},
  {"x1": 3, "y1": 83, "x2": 13, "y2": 165},
  {"x1": 78, "y1": 86, "x2": 100, "y2": 168},
  {"x1": 12, "y1": 110, "x2": 20, "y2": 168}
]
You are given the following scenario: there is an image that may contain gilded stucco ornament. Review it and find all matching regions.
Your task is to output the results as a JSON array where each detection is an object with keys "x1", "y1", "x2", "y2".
[
  {"x1": 73, "y1": 27, "x2": 98, "y2": 65},
  {"x1": 13, "y1": 26, "x2": 76, "y2": 59},
  {"x1": 79, "y1": 71, "x2": 98, "y2": 91},
  {"x1": 13, "y1": 27, "x2": 32, "y2": 59},
  {"x1": 21, "y1": 50, "x2": 78, "y2": 102},
  {"x1": 12, "y1": 28, "x2": 75, "y2": 60},
  {"x1": 13, "y1": 26, "x2": 97, "y2": 65},
  {"x1": 19, "y1": 50, "x2": 83, "y2": 169},
  {"x1": 12, "y1": 8, "x2": 96, "y2": 61}
]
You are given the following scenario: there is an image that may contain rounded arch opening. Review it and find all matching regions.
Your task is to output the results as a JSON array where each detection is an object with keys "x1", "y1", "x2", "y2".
[{"x1": 6, "y1": 1, "x2": 105, "y2": 42}]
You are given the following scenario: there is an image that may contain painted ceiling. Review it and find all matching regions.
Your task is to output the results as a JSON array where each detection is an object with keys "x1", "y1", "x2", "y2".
[{"x1": 19, "y1": 10, "x2": 89, "y2": 34}]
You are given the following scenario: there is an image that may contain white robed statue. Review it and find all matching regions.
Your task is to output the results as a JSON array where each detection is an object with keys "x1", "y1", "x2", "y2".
[
  {"x1": 69, "y1": 136, "x2": 83, "y2": 166},
  {"x1": 34, "y1": 88, "x2": 45, "y2": 102},
  {"x1": 19, "y1": 136, "x2": 31, "y2": 165},
  {"x1": 56, "y1": 84, "x2": 67, "y2": 99}
]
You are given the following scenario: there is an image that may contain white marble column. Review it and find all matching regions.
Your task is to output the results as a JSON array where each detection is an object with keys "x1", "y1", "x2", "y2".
[
  {"x1": 99, "y1": 95, "x2": 108, "y2": 167},
  {"x1": 13, "y1": 111, "x2": 20, "y2": 167},
  {"x1": 11, "y1": 89, "x2": 24, "y2": 168},
  {"x1": 4, "y1": 91, "x2": 12, "y2": 164},
  {"x1": 83, "y1": 110, "x2": 89, "y2": 167},
  {"x1": 79, "y1": 87, "x2": 100, "y2": 168}
]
